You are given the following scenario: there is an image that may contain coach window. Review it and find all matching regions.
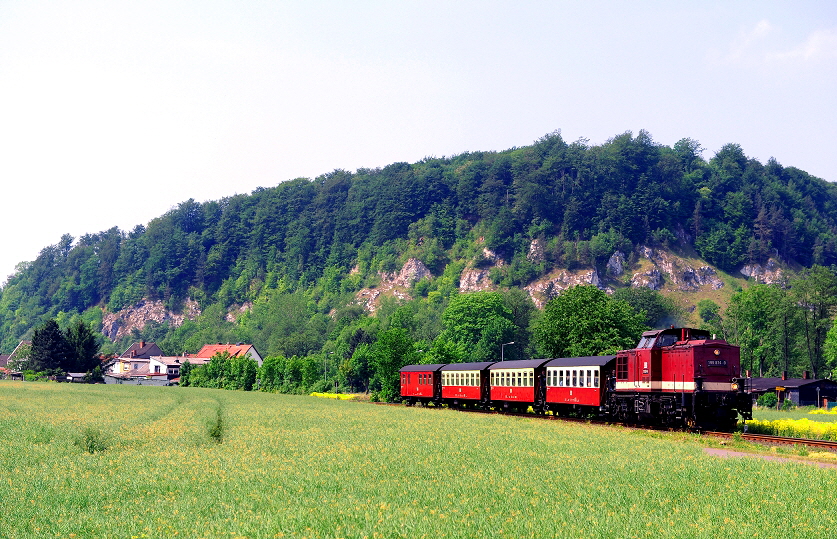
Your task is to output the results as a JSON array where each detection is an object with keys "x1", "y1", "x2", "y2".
[
  {"x1": 594, "y1": 369, "x2": 600, "y2": 388},
  {"x1": 571, "y1": 370, "x2": 577, "y2": 387},
  {"x1": 579, "y1": 370, "x2": 585, "y2": 387},
  {"x1": 586, "y1": 370, "x2": 592, "y2": 388}
]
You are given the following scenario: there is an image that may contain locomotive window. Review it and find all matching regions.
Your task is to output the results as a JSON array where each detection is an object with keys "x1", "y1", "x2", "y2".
[
  {"x1": 657, "y1": 333, "x2": 678, "y2": 347},
  {"x1": 616, "y1": 356, "x2": 628, "y2": 380}
]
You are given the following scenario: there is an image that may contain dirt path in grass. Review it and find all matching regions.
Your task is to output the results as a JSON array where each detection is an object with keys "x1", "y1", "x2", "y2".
[{"x1": 704, "y1": 448, "x2": 837, "y2": 468}]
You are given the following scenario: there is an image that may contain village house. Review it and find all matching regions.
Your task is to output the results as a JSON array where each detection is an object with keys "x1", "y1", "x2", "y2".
[
  {"x1": 748, "y1": 371, "x2": 837, "y2": 407},
  {"x1": 110, "y1": 341, "x2": 164, "y2": 376},
  {"x1": 193, "y1": 343, "x2": 263, "y2": 366}
]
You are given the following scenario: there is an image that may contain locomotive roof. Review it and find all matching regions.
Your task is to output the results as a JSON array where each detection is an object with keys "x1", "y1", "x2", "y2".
[
  {"x1": 641, "y1": 327, "x2": 712, "y2": 338},
  {"x1": 440, "y1": 361, "x2": 497, "y2": 371},
  {"x1": 488, "y1": 359, "x2": 552, "y2": 370},
  {"x1": 399, "y1": 364, "x2": 446, "y2": 372},
  {"x1": 544, "y1": 355, "x2": 616, "y2": 368}
]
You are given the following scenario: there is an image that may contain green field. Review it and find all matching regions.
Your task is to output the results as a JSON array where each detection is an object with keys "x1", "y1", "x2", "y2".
[{"x1": 1, "y1": 381, "x2": 836, "y2": 538}]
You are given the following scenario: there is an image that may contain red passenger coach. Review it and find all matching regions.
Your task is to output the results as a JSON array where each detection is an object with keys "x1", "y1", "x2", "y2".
[
  {"x1": 489, "y1": 359, "x2": 551, "y2": 412},
  {"x1": 545, "y1": 356, "x2": 616, "y2": 413},
  {"x1": 440, "y1": 362, "x2": 495, "y2": 408},
  {"x1": 400, "y1": 364, "x2": 445, "y2": 406}
]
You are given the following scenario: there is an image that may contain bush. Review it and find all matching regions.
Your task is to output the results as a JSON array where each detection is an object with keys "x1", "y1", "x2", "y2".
[{"x1": 757, "y1": 392, "x2": 778, "y2": 408}]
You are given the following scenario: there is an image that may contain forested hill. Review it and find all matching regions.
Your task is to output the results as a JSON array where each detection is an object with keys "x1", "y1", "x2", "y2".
[{"x1": 2, "y1": 130, "x2": 836, "y2": 356}]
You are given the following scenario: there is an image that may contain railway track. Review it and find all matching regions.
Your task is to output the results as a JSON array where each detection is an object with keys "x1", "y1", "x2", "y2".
[
  {"x1": 386, "y1": 402, "x2": 837, "y2": 451},
  {"x1": 705, "y1": 431, "x2": 837, "y2": 451}
]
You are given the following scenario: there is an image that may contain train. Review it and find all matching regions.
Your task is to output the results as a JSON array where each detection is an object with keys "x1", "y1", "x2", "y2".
[{"x1": 399, "y1": 327, "x2": 753, "y2": 431}]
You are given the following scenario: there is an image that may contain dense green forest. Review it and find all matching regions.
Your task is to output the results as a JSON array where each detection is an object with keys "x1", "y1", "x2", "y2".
[{"x1": 4, "y1": 130, "x2": 837, "y2": 391}]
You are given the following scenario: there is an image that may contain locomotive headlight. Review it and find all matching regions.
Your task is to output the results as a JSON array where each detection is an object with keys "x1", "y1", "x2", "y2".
[
  {"x1": 731, "y1": 382, "x2": 739, "y2": 391},
  {"x1": 714, "y1": 349, "x2": 721, "y2": 356}
]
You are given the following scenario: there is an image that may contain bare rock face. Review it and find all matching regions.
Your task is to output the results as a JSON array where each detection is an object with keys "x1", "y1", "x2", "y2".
[
  {"x1": 606, "y1": 251, "x2": 626, "y2": 277},
  {"x1": 740, "y1": 258, "x2": 784, "y2": 285},
  {"x1": 226, "y1": 302, "x2": 253, "y2": 323},
  {"x1": 392, "y1": 258, "x2": 433, "y2": 287},
  {"x1": 459, "y1": 267, "x2": 496, "y2": 292},
  {"x1": 527, "y1": 239, "x2": 545, "y2": 262},
  {"x1": 524, "y1": 269, "x2": 602, "y2": 309},
  {"x1": 633, "y1": 246, "x2": 724, "y2": 291},
  {"x1": 354, "y1": 258, "x2": 432, "y2": 313},
  {"x1": 102, "y1": 298, "x2": 201, "y2": 341},
  {"x1": 631, "y1": 268, "x2": 664, "y2": 290}
]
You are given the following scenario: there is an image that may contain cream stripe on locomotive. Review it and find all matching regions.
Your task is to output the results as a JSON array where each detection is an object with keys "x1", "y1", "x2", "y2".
[
  {"x1": 441, "y1": 370, "x2": 480, "y2": 387},
  {"x1": 615, "y1": 381, "x2": 735, "y2": 391},
  {"x1": 545, "y1": 367, "x2": 601, "y2": 388},
  {"x1": 490, "y1": 368, "x2": 535, "y2": 387}
]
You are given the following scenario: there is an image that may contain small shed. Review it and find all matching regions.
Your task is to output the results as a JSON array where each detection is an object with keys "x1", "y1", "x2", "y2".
[{"x1": 747, "y1": 375, "x2": 837, "y2": 407}]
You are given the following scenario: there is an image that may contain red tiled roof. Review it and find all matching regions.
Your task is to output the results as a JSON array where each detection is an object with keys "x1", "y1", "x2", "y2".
[{"x1": 194, "y1": 344, "x2": 255, "y2": 359}]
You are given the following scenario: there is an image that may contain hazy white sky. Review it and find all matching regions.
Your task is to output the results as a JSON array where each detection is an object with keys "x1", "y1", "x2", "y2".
[{"x1": 1, "y1": 1, "x2": 836, "y2": 285}]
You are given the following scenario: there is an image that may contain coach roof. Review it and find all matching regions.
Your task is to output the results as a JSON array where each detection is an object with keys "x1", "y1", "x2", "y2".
[
  {"x1": 440, "y1": 361, "x2": 496, "y2": 371},
  {"x1": 545, "y1": 355, "x2": 616, "y2": 368},
  {"x1": 399, "y1": 364, "x2": 446, "y2": 372},
  {"x1": 488, "y1": 359, "x2": 552, "y2": 370}
]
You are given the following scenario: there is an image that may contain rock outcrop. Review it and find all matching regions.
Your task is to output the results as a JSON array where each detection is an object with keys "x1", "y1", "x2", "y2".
[
  {"x1": 524, "y1": 269, "x2": 602, "y2": 309},
  {"x1": 740, "y1": 258, "x2": 784, "y2": 285},
  {"x1": 354, "y1": 258, "x2": 432, "y2": 313},
  {"x1": 102, "y1": 298, "x2": 201, "y2": 341},
  {"x1": 632, "y1": 246, "x2": 724, "y2": 291}
]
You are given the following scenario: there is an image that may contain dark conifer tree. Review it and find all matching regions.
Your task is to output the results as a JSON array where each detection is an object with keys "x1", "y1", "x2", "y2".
[
  {"x1": 30, "y1": 319, "x2": 70, "y2": 372},
  {"x1": 65, "y1": 319, "x2": 101, "y2": 373}
]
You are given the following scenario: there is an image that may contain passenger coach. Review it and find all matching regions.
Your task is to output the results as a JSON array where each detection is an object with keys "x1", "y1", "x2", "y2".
[
  {"x1": 488, "y1": 359, "x2": 552, "y2": 412},
  {"x1": 440, "y1": 361, "x2": 495, "y2": 408},
  {"x1": 399, "y1": 364, "x2": 444, "y2": 406},
  {"x1": 545, "y1": 355, "x2": 616, "y2": 415}
]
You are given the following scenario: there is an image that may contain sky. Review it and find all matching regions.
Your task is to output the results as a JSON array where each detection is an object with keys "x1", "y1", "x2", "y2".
[{"x1": 1, "y1": 1, "x2": 836, "y2": 286}]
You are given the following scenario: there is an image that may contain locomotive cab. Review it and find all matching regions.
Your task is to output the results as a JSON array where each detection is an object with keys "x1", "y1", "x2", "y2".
[{"x1": 612, "y1": 327, "x2": 751, "y2": 430}]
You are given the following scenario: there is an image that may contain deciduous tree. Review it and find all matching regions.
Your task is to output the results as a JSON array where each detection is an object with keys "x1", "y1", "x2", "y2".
[{"x1": 533, "y1": 285, "x2": 647, "y2": 358}]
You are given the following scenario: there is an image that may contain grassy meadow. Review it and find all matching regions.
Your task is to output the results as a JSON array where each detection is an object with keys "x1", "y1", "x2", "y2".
[{"x1": 1, "y1": 381, "x2": 836, "y2": 538}]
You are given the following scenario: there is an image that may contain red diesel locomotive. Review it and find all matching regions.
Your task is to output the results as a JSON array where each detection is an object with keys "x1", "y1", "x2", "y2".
[{"x1": 399, "y1": 327, "x2": 752, "y2": 430}]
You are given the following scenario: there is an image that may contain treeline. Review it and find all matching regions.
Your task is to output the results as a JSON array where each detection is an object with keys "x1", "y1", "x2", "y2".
[
  {"x1": 181, "y1": 286, "x2": 653, "y2": 401},
  {"x1": 718, "y1": 265, "x2": 837, "y2": 379},
  {"x1": 2, "y1": 130, "x2": 837, "y2": 358}
]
